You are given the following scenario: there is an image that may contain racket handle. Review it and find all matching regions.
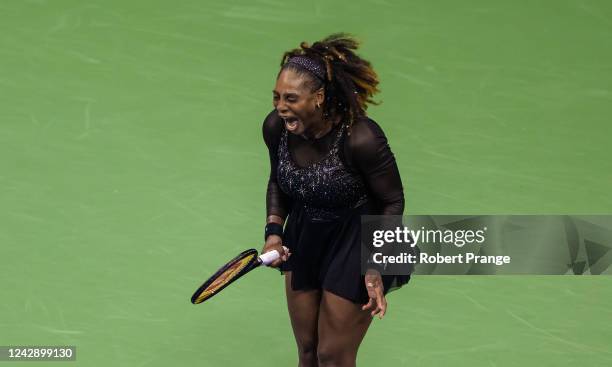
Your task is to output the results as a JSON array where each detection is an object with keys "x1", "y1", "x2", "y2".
[{"x1": 259, "y1": 246, "x2": 289, "y2": 266}]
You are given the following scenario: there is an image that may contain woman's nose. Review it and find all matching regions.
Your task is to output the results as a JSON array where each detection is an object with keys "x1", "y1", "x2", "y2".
[{"x1": 276, "y1": 101, "x2": 288, "y2": 114}]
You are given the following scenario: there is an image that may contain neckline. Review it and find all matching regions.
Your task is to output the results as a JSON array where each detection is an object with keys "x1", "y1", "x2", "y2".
[
  {"x1": 298, "y1": 121, "x2": 340, "y2": 141},
  {"x1": 284, "y1": 124, "x2": 344, "y2": 170}
]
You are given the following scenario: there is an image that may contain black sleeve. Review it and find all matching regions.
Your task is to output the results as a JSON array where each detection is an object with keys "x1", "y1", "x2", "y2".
[
  {"x1": 262, "y1": 110, "x2": 291, "y2": 220},
  {"x1": 347, "y1": 117, "x2": 406, "y2": 273},
  {"x1": 346, "y1": 118, "x2": 405, "y2": 215}
]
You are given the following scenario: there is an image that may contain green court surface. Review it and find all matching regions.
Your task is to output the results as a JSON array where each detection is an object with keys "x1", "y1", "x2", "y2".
[{"x1": 1, "y1": 0, "x2": 611, "y2": 366}]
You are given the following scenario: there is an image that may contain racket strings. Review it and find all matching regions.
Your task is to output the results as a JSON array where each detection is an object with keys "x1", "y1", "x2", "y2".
[{"x1": 193, "y1": 254, "x2": 257, "y2": 303}]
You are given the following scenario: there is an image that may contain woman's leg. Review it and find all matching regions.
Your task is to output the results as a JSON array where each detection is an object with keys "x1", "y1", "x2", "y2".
[
  {"x1": 316, "y1": 291, "x2": 373, "y2": 367},
  {"x1": 285, "y1": 272, "x2": 322, "y2": 367}
]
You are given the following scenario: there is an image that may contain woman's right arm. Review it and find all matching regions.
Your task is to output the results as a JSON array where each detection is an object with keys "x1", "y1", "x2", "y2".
[{"x1": 262, "y1": 110, "x2": 291, "y2": 266}]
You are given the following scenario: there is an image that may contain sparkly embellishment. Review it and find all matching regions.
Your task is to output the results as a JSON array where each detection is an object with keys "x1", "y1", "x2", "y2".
[
  {"x1": 277, "y1": 125, "x2": 368, "y2": 221},
  {"x1": 286, "y1": 56, "x2": 326, "y2": 81}
]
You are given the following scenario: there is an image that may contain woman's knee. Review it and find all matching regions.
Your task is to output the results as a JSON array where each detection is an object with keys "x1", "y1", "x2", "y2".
[
  {"x1": 317, "y1": 344, "x2": 354, "y2": 366},
  {"x1": 297, "y1": 340, "x2": 318, "y2": 365}
]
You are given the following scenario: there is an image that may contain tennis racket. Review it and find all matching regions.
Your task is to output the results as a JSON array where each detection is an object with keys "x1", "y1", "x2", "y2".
[{"x1": 190, "y1": 247, "x2": 287, "y2": 304}]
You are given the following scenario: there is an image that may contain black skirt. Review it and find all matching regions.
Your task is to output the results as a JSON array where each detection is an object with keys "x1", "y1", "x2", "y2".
[{"x1": 280, "y1": 201, "x2": 410, "y2": 304}]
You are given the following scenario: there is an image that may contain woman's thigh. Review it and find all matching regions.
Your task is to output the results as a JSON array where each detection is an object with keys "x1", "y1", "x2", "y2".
[
  {"x1": 317, "y1": 290, "x2": 373, "y2": 366},
  {"x1": 285, "y1": 272, "x2": 322, "y2": 352}
]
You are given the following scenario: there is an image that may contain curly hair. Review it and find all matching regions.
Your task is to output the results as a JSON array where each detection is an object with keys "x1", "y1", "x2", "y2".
[{"x1": 279, "y1": 33, "x2": 380, "y2": 128}]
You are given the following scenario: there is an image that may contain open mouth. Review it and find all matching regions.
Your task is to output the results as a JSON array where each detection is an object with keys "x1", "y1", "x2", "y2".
[{"x1": 283, "y1": 117, "x2": 299, "y2": 132}]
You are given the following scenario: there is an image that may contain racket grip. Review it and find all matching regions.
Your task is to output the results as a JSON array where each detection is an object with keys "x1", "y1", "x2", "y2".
[{"x1": 259, "y1": 246, "x2": 289, "y2": 266}]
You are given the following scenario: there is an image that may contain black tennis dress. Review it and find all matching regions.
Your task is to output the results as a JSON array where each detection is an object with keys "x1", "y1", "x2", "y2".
[{"x1": 263, "y1": 110, "x2": 410, "y2": 304}]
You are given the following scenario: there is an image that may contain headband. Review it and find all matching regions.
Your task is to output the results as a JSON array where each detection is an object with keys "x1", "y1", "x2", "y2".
[{"x1": 285, "y1": 56, "x2": 326, "y2": 82}]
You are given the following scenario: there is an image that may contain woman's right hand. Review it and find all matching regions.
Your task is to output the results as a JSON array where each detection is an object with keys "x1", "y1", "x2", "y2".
[{"x1": 261, "y1": 235, "x2": 290, "y2": 268}]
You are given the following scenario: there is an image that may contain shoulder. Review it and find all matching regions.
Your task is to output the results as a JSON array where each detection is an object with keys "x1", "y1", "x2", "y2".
[
  {"x1": 344, "y1": 116, "x2": 398, "y2": 173},
  {"x1": 346, "y1": 116, "x2": 389, "y2": 155},
  {"x1": 262, "y1": 109, "x2": 284, "y2": 148}
]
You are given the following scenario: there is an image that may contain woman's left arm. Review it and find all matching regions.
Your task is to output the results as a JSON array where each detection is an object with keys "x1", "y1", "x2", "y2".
[
  {"x1": 348, "y1": 118, "x2": 405, "y2": 318},
  {"x1": 348, "y1": 119, "x2": 404, "y2": 215}
]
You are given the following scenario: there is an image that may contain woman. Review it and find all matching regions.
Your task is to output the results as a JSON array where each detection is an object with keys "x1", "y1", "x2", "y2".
[{"x1": 261, "y1": 33, "x2": 410, "y2": 367}]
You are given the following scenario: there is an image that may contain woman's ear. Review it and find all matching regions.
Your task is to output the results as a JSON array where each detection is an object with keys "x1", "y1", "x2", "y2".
[{"x1": 315, "y1": 88, "x2": 325, "y2": 108}]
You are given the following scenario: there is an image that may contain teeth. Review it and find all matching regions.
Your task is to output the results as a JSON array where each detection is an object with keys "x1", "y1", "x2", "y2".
[{"x1": 285, "y1": 118, "x2": 298, "y2": 131}]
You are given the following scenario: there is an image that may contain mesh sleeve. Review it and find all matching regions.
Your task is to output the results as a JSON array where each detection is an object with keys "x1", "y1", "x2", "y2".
[
  {"x1": 262, "y1": 110, "x2": 291, "y2": 220},
  {"x1": 346, "y1": 118, "x2": 405, "y2": 215}
]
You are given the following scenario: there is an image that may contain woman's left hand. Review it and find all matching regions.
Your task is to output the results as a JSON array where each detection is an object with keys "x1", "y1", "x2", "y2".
[{"x1": 362, "y1": 269, "x2": 386, "y2": 319}]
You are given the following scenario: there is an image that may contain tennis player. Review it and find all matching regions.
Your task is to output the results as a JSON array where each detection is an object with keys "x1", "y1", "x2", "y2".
[{"x1": 262, "y1": 33, "x2": 410, "y2": 366}]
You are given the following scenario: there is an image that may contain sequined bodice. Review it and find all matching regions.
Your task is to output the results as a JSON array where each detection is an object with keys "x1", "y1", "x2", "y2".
[{"x1": 277, "y1": 125, "x2": 368, "y2": 220}]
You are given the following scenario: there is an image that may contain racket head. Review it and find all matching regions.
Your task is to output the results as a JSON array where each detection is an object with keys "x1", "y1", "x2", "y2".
[{"x1": 191, "y1": 249, "x2": 260, "y2": 304}]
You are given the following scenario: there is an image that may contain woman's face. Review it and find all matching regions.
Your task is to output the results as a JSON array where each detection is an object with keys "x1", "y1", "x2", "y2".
[{"x1": 273, "y1": 68, "x2": 324, "y2": 136}]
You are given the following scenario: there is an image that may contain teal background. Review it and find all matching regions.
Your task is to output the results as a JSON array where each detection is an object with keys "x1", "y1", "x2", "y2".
[{"x1": 1, "y1": 0, "x2": 611, "y2": 366}]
